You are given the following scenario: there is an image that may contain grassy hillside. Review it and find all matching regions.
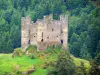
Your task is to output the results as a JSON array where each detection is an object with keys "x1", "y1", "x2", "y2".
[{"x1": 0, "y1": 45, "x2": 91, "y2": 75}]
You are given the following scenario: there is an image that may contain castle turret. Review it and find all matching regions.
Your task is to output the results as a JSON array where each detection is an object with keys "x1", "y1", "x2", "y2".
[
  {"x1": 21, "y1": 16, "x2": 31, "y2": 52},
  {"x1": 60, "y1": 15, "x2": 68, "y2": 50},
  {"x1": 44, "y1": 14, "x2": 53, "y2": 21}
]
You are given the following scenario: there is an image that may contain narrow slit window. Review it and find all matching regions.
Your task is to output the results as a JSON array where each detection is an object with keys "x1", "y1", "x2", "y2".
[
  {"x1": 41, "y1": 39, "x2": 43, "y2": 42},
  {"x1": 61, "y1": 40, "x2": 63, "y2": 44},
  {"x1": 28, "y1": 40, "x2": 30, "y2": 44},
  {"x1": 42, "y1": 32, "x2": 43, "y2": 37},
  {"x1": 47, "y1": 37, "x2": 49, "y2": 39},
  {"x1": 52, "y1": 28, "x2": 54, "y2": 31}
]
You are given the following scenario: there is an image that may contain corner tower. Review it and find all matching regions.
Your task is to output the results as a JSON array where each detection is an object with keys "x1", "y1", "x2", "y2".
[
  {"x1": 21, "y1": 16, "x2": 31, "y2": 52},
  {"x1": 60, "y1": 15, "x2": 68, "y2": 50}
]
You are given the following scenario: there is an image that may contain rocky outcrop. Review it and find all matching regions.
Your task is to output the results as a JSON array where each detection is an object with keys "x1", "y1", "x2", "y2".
[
  {"x1": 22, "y1": 66, "x2": 35, "y2": 75},
  {"x1": 12, "y1": 48, "x2": 24, "y2": 57}
]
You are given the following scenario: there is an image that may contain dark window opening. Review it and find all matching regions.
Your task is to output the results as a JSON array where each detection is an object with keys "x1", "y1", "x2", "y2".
[
  {"x1": 52, "y1": 28, "x2": 54, "y2": 31},
  {"x1": 61, "y1": 40, "x2": 63, "y2": 44},
  {"x1": 28, "y1": 30, "x2": 30, "y2": 39},
  {"x1": 61, "y1": 30, "x2": 63, "y2": 33},
  {"x1": 42, "y1": 32, "x2": 43, "y2": 37},
  {"x1": 47, "y1": 37, "x2": 49, "y2": 39},
  {"x1": 53, "y1": 45, "x2": 55, "y2": 48},
  {"x1": 28, "y1": 40, "x2": 30, "y2": 44},
  {"x1": 28, "y1": 30, "x2": 30, "y2": 34},
  {"x1": 34, "y1": 36, "x2": 35, "y2": 37},
  {"x1": 57, "y1": 36, "x2": 58, "y2": 37},
  {"x1": 41, "y1": 39, "x2": 43, "y2": 42}
]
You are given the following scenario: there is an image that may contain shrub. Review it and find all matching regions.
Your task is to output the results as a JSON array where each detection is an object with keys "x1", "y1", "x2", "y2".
[
  {"x1": 16, "y1": 71, "x2": 22, "y2": 75},
  {"x1": 55, "y1": 51, "x2": 76, "y2": 75},
  {"x1": 12, "y1": 48, "x2": 24, "y2": 57},
  {"x1": 28, "y1": 53, "x2": 35, "y2": 59},
  {"x1": 48, "y1": 51, "x2": 77, "y2": 75},
  {"x1": 26, "y1": 45, "x2": 37, "y2": 54},
  {"x1": 55, "y1": 44, "x2": 62, "y2": 51}
]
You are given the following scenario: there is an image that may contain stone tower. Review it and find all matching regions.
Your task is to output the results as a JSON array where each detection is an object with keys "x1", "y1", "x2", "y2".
[
  {"x1": 21, "y1": 14, "x2": 68, "y2": 52},
  {"x1": 60, "y1": 15, "x2": 68, "y2": 49}
]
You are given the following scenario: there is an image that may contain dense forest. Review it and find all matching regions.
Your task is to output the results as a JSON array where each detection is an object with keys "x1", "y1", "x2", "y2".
[{"x1": 0, "y1": 0, "x2": 100, "y2": 60}]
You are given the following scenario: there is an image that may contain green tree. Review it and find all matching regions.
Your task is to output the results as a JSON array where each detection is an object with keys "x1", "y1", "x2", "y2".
[
  {"x1": 69, "y1": 33, "x2": 81, "y2": 57},
  {"x1": 55, "y1": 51, "x2": 76, "y2": 75},
  {"x1": 96, "y1": 40, "x2": 100, "y2": 55}
]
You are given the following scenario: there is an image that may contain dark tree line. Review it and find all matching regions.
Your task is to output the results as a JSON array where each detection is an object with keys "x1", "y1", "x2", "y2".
[{"x1": 0, "y1": 0, "x2": 100, "y2": 60}]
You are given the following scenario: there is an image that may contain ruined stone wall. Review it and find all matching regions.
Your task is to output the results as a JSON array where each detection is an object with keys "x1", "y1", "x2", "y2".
[
  {"x1": 30, "y1": 23, "x2": 37, "y2": 45},
  {"x1": 60, "y1": 15, "x2": 68, "y2": 49},
  {"x1": 21, "y1": 16, "x2": 31, "y2": 52},
  {"x1": 21, "y1": 14, "x2": 68, "y2": 51}
]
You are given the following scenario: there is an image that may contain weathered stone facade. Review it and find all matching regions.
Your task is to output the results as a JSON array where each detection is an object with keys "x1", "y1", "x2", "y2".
[{"x1": 21, "y1": 14, "x2": 68, "y2": 52}]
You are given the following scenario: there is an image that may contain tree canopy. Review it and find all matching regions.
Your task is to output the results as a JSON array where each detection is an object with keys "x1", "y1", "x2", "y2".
[{"x1": 0, "y1": 0, "x2": 100, "y2": 60}]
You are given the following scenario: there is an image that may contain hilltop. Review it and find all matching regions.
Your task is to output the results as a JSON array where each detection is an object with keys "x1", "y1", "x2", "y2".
[{"x1": 0, "y1": 45, "x2": 91, "y2": 75}]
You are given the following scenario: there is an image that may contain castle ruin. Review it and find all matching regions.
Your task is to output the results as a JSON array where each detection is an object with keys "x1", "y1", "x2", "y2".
[{"x1": 21, "y1": 14, "x2": 68, "y2": 52}]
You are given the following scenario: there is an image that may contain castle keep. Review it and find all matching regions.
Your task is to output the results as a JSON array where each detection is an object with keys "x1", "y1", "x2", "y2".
[{"x1": 21, "y1": 14, "x2": 68, "y2": 52}]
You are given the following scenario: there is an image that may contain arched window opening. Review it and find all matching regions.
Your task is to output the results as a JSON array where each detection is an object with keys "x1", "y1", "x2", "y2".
[
  {"x1": 41, "y1": 39, "x2": 43, "y2": 42},
  {"x1": 61, "y1": 40, "x2": 63, "y2": 44},
  {"x1": 52, "y1": 28, "x2": 54, "y2": 31},
  {"x1": 47, "y1": 36, "x2": 49, "y2": 39},
  {"x1": 28, "y1": 40, "x2": 30, "y2": 44}
]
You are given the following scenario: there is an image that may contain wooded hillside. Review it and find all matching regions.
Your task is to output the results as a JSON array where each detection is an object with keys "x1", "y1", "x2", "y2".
[{"x1": 0, "y1": 0, "x2": 100, "y2": 59}]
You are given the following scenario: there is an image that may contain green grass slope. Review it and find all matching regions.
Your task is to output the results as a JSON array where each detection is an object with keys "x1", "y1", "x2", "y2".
[{"x1": 0, "y1": 45, "x2": 91, "y2": 75}]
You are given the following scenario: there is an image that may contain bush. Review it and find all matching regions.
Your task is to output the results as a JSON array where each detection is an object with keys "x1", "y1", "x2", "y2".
[
  {"x1": 28, "y1": 53, "x2": 35, "y2": 59},
  {"x1": 48, "y1": 51, "x2": 77, "y2": 75},
  {"x1": 46, "y1": 44, "x2": 62, "y2": 54},
  {"x1": 76, "y1": 62, "x2": 87, "y2": 75},
  {"x1": 26, "y1": 45, "x2": 37, "y2": 54},
  {"x1": 56, "y1": 51, "x2": 76, "y2": 75},
  {"x1": 55, "y1": 44, "x2": 62, "y2": 51},
  {"x1": 12, "y1": 48, "x2": 24, "y2": 57},
  {"x1": 16, "y1": 71, "x2": 22, "y2": 75},
  {"x1": 89, "y1": 54, "x2": 100, "y2": 75}
]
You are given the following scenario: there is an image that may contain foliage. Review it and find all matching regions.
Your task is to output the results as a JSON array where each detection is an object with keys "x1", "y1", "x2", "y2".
[
  {"x1": 28, "y1": 53, "x2": 35, "y2": 59},
  {"x1": 0, "y1": 1, "x2": 100, "y2": 75},
  {"x1": 76, "y1": 61, "x2": 87, "y2": 75},
  {"x1": 0, "y1": 0, "x2": 99, "y2": 74},
  {"x1": 89, "y1": 61, "x2": 100, "y2": 75},
  {"x1": 48, "y1": 51, "x2": 77, "y2": 75},
  {"x1": 0, "y1": 0, "x2": 98, "y2": 56},
  {"x1": 0, "y1": 47, "x2": 91, "y2": 75},
  {"x1": 69, "y1": 6, "x2": 100, "y2": 59},
  {"x1": 12, "y1": 48, "x2": 24, "y2": 57},
  {"x1": 0, "y1": 50, "x2": 90, "y2": 75},
  {"x1": 26, "y1": 45, "x2": 37, "y2": 53},
  {"x1": 55, "y1": 51, "x2": 76, "y2": 75}
]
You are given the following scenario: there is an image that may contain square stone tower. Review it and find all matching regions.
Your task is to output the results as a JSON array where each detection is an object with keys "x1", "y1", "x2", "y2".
[{"x1": 21, "y1": 14, "x2": 68, "y2": 52}]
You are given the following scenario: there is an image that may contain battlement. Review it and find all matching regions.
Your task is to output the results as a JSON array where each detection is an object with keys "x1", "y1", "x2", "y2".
[
  {"x1": 60, "y1": 14, "x2": 68, "y2": 20},
  {"x1": 44, "y1": 14, "x2": 53, "y2": 21}
]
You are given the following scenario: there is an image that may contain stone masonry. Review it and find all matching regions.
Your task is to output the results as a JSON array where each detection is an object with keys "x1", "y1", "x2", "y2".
[{"x1": 21, "y1": 14, "x2": 68, "y2": 52}]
